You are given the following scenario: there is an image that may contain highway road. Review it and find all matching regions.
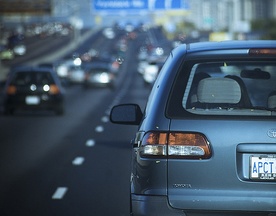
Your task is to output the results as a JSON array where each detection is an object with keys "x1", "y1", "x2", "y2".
[{"x1": 0, "y1": 26, "x2": 168, "y2": 215}]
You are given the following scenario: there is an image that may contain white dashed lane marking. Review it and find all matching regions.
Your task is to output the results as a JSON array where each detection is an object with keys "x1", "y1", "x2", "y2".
[
  {"x1": 95, "y1": 125, "x2": 104, "y2": 132},
  {"x1": 52, "y1": 139, "x2": 97, "y2": 200},
  {"x1": 51, "y1": 74, "x2": 128, "y2": 201},
  {"x1": 86, "y1": 139, "x2": 95, "y2": 147},
  {"x1": 101, "y1": 116, "x2": 109, "y2": 123},
  {"x1": 72, "y1": 157, "x2": 85, "y2": 165},
  {"x1": 52, "y1": 187, "x2": 68, "y2": 199}
]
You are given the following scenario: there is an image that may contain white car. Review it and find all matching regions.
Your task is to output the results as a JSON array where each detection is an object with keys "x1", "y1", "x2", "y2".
[
  {"x1": 67, "y1": 65, "x2": 86, "y2": 84},
  {"x1": 13, "y1": 44, "x2": 26, "y2": 56},
  {"x1": 143, "y1": 62, "x2": 159, "y2": 85}
]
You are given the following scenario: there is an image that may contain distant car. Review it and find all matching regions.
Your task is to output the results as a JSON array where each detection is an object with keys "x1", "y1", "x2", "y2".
[
  {"x1": 137, "y1": 46, "x2": 148, "y2": 61},
  {"x1": 90, "y1": 55, "x2": 121, "y2": 74},
  {"x1": 13, "y1": 43, "x2": 26, "y2": 56},
  {"x1": 3, "y1": 66, "x2": 65, "y2": 115},
  {"x1": 38, "y1": 61, "x2": 69, "y2": 86},
  {"x1": 142, "y1": 61, "x2": 164, "y2": 86},
  {"x1": 0, "y1": 45, "x2": 14, "y2": 60},
  {"x1": 55, "y1": 58, "x2": 81, "y2": 84},
  {"x1": 137, "y1": 60, "x2": 148, "y2": 75},
  {"x1": 6, "y1": 33, "x2": 26, "y2": 56},
  {"x1": 67, "y1": 65, "x2": 85, "y2": 84},
  {"x1": 82, "y1": 61, "x2": 116, "y2": 89},
  {"x1": 110, "y1": 40, "x2": 276, "y2": 215},
  {"x1": 102, "y1": 27, "x2": 115, "y2": 39}
]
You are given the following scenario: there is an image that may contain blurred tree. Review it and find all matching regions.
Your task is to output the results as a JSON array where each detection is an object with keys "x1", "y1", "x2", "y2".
[{"x1": 251, "y1": 19, "x2": 276, "y2": 40}]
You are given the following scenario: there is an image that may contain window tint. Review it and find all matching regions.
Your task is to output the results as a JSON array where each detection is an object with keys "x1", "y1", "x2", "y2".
[{"x1": 181, "y1": 61, "x2": 276, "y2": 116}]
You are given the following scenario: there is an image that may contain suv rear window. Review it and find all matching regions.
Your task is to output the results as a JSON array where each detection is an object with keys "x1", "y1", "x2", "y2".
[{"x1": 169, "y1": 60, "x2": 276, "y2": 117}]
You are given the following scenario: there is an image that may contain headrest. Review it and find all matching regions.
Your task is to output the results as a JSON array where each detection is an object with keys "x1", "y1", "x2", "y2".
[
  {"x1": 197, "y1": 78, "x2": 241, "y2": 104},
  {"x1": 268, "y1": 93, "x2": 276, "y2": 109}
]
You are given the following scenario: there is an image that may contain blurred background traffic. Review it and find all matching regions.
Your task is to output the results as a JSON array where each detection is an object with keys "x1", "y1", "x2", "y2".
[{"x1": 1, "y1": 0, "x2": 276, "y2": 86}]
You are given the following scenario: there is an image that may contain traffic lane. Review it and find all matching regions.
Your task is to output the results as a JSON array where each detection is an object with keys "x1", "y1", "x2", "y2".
[
  {"x1": 0, "y1": 118, "x2": 134, "y2": 216},
  {"x1": 2, "y1": 34, "x2": 71, "y2": 67},
  {"x1": 67, "y1": 28, "x2": 130, "y2": 63},
  {"x1": 0, "y1": 86, "x2": 113, "y2": 184},
  {"x1": 0, "y1": 76, "x2": 146, "y2": 215},
  {"x1": 2, "y1": 28, "x2": 92, "y2": 67},
  {"x1": 0, "y1": 30, "x2": 151, "y2": 215},
  {"x1": 0, "y1": 29, "x2": 144, "y2": 184},
  {"x1": 0, "y1": 65, "x2": 148, "y2": 215},
  {"x1": 1, "y1": 28, "x2": 100, "y2": 74},
  {"x1": 0, "y1": 28, "x2": 148, "y2": 179}
]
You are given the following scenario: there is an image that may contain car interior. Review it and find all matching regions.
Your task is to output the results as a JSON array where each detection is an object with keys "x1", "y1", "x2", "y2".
[{"x1": 184, "y1": 61, "x2": 276, "y2": 116}]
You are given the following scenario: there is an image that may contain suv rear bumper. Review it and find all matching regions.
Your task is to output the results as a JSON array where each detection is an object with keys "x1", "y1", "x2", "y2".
[
  {"x1": 131, "y1": 194, "x2": 184, "y2": 216},
  {"x1": 131, "y1": 194, "x2": 276, "y2": 216}
]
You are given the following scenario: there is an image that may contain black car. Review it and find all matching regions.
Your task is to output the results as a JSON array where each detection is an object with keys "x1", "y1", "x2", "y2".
[
  {"x1": 110, "y1": 40, "x2": 276, "y2": 216},
  {"x1": 3, "y1": 66, "x2": 65, "y2": 115}
]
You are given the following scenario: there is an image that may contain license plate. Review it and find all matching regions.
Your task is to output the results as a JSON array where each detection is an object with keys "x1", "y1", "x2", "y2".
[
  {"x1": 25, "y1": 96, "x2": 40, "y2": 105},
  {"x1": 250, "y1": 155, "x2": 276, "y2": 180}
]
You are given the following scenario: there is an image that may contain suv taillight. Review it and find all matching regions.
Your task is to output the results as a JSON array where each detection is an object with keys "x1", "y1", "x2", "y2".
[{"x1": 139, "y1": 132, "x2": 211, "y2": 159}]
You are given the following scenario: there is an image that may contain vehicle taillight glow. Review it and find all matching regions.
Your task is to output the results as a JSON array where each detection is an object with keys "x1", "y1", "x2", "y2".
[
  {"x1": 140, "y1": 132, "x2": 211, "y2": 159},
  {"x1": 249, "y1": 48, "x2": 276, "y2": 55},
  {"x1": 6, "y1": 85, "x2": 17, "y2": 94},
  {"x1": 48, "y1": 85, "x2": 60, "y2": 94},
  {"x1": 140, "y1": 132, "x2": 167, "y2": 157},
  {"x1": 168, "y1": 133, "x2": 211, "y2": 159},
  {"x1": 112, "y1": 61, "x2": 120, "y2": 69}
]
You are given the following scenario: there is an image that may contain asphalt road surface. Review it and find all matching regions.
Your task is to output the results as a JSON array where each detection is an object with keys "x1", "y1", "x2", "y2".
[{"x1": 0, "y1": 27, "x2": 160, "y2": 215}]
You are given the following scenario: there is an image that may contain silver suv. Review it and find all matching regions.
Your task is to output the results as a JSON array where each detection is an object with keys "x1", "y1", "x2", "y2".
[{"x1": 110, "y1": 40, "x2": 276, "y2": 216}]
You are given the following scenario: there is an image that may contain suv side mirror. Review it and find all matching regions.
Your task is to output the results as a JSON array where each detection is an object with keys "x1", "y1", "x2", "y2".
[{"x1": 110, "y1": 104, "x2": 143, "y2": 125}]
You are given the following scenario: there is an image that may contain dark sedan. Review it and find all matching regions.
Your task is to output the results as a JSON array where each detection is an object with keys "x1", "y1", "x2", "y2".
[{"x1": 3, "y1": 66, "x2": 65, "y2": 115}]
